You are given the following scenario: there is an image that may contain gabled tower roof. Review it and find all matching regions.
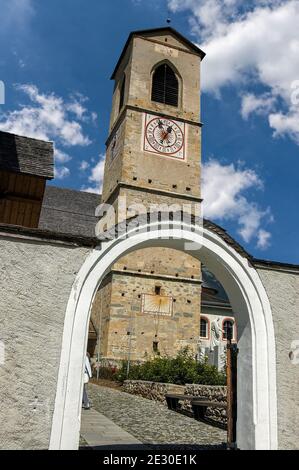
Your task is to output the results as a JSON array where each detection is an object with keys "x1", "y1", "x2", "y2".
[{"x1": 111, "y1": 26, "x2": 206, "y2": 80}]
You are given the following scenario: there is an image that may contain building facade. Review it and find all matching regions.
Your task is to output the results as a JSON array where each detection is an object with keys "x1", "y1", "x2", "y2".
[
  {"x1": 0, "y1": 28, "x2": 236, "y2": 369},
  {"x1": 200, "y1": 268, "x2": 236, "y2": 370},
  {"x1": 89, "y1": 28, "x2": 205, "y2": 363},
  {"x1": 0, "y1": 27, "x2": 298, "y2": 451}
]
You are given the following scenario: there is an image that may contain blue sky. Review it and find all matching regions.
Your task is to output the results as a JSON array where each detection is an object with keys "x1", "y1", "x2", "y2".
[{"x1": 0, "y1": 0, "x2": 298, "y2": 263}]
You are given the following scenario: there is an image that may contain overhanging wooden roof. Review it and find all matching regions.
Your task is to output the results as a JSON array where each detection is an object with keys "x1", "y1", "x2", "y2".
[{"x1": 0, "y1": 131, "x2": 54, "y2": 179}]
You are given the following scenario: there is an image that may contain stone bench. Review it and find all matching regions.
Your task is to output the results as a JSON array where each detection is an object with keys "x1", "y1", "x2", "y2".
[
  {"x1": 165, "y1": 393, "x2": 205, "y2": 411},
  {"x1": 192, "y1": 400, "x2": 226, "y2": 430}
]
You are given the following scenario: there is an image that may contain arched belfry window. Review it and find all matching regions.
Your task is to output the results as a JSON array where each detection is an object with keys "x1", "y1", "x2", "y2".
[
  {"x1": 151, "y1": 63, "x2": 179, "y2": 107},
  {"x1": 119, "y1": 75, "x2": 126, "y2": 112}
]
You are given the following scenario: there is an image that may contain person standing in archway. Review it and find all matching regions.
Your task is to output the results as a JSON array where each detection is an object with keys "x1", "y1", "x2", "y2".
[{"x1": 82, "y1": 353, "x2": 92, "y2": 410}]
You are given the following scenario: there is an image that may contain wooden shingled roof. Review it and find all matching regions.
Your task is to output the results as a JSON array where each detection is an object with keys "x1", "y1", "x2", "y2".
[
  {"x1": 39, "y1": 186, "x2": 100, "y2": 238},
  {"x1": 0, "y1": 131, "x2": 54, "y2": 179}
]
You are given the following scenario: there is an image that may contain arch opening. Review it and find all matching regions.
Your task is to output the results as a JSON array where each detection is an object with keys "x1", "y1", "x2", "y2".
[{"x1": 49, "y1": 222, "x2": 278, "y2": 451}]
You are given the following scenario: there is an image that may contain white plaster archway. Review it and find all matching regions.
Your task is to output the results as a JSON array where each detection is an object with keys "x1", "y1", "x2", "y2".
[{"x1": 49, "y1": 219, "x2": 278, "y2": 450}]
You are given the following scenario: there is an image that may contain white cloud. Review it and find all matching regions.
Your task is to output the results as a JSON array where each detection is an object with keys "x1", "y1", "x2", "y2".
[
  {"x1": 0, "y1": 84, "x2": 91, "y2": 146},
  {"x1": 66, "y1": 93, "x2": 94, "y2": 122},
  {"x1": 198, "y1": 2, "x2": 299, "y2": 94},
  {"x1": 54, "y1": 166, "x2": 70, "y2": 180},
  {"x1": 53, "y1": 148, "x2": 71, "y2": 179},
  {"x1": 257, "y1": 229, "x2": 272, "y2": 250},
  {"x1": 269, "y1": 105, "x2": 299, "y2": 145},
  {"x1": 55, "y1": 148, "x2": 72, "y2": 164},
  {"x1": 169, "y1": 0, "x2": 241, "y2": 39},
  {"x1": 18, "y1": 59, "x2": 26, "y2": 69},
  {"x1": 202, "y1": 160, "x2": 272, "y2": 247},
  {"x1": 79, "y1": 160, "x2": 90, "y2": 171},
  {"x1": 0, "y1": 0, "x2": 34, "y2": 33},
  {"x1": 0, "y1": 84, "x2": 96, "y2": 179},
  {"x1": 168, "y1": 0, "x2": 299, "y2": 146},
  {"x1": 67, "y1": 101, "x2": 87, "y2": 120},
  {"x1": 241, "y1": 93, "x2": 277, "y2": 120},
  {"x1": 81, "y1": 156, "x2": 105, "y2": 194},
  {"x1": 83, "y1": 187, "x2": 101, "y2": 195},
  {"x1": 91, "y1": 112, "x2": 98, "y2": 125}
]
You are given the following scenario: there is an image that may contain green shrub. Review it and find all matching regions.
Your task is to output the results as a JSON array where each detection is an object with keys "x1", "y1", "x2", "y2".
[
  {"x1": 115, "y1": 347, "x2": 226, "y2": 386},
  {"x1": 96, "y1": 365, "x2": 118, "y2": 380}
]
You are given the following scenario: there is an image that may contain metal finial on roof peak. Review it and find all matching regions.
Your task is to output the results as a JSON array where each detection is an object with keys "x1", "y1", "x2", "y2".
[{"x1": 166, "y1": 6, "x2": 171, "y2": 24}]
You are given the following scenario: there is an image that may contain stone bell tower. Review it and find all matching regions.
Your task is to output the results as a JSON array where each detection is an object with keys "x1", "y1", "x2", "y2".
[
  {"x1": 89, "y1": 28, "x2": 206, "y2": 364},
  {"x1": 101, "y1": 27, "x2": 205, "y2": 219}
]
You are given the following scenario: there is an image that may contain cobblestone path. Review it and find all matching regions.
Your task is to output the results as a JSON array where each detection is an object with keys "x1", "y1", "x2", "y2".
[{"x1": 87, "y1": 384, "x2": 226, "y2": 450}]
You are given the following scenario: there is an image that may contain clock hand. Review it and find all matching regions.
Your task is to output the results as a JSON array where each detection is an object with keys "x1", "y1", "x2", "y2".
[{"x1": 159, "y1": 130, "x2": 168, "y2": 144}]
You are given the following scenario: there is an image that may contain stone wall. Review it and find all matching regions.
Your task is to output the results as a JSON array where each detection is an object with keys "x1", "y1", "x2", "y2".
[
  {"x1": 90, "y1": 276, "x2": 112, "y2": 358},
  {"x1": 185, "y1": 383, "x2": 227, "y2": 403},
  {"x1": 123, "y1": 380, "x2": 185, "y2": 402},
  {"x1": 123, "y1": 380, "x2": 227, "y2": 426},
  {"x1": 0, "y1": 233, "x2": 90, "y2": 450},
  {"x1": 185, "y1": 384, "x2": 227, "y2": 425},
  {"x1": 114, "y1": 247, "x2": 201, "y2": 280}
]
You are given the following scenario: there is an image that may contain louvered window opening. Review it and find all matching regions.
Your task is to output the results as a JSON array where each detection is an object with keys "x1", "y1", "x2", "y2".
[{"x1": 151, "y1": 64, "x2": 179, "y2": 107}]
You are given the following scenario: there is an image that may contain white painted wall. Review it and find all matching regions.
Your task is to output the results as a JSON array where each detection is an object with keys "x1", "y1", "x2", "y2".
[
  {"x1": 50, "y1": 220, "x2": 278, "y2": 450},
  {"x1": 0, "y1": 234, "x2": 90, "y2": 449},
  {"x1": 257, "y1": 267, "x2": 299, "y2": 450}
]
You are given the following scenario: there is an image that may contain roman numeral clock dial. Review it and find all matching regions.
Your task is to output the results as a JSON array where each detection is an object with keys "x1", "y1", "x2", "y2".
[{"x1": 143, "y1": 113, "x2": 186, "y2": 160}]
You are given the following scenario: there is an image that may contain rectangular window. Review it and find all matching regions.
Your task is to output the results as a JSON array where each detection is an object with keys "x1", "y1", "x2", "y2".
[
  {"x1": 200, "y1": 318, "x2": 208, "y2": 338},
  {"x1": 223, "y1": 320, "x2": 234, "y2": 340}
]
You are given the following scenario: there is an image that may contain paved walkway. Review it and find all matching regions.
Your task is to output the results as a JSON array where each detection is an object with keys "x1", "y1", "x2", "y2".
[
  {"x1": 83, "y1": 384, "x2": 226, "y2": 450},
  {"x1": 81, "y1": 409, "x2": 145, "y2": 450}
]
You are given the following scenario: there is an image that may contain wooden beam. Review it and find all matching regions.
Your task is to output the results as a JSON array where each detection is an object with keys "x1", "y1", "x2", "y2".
[{"x1": 0, "y1": 194, "x2": 42, "y2": 204}]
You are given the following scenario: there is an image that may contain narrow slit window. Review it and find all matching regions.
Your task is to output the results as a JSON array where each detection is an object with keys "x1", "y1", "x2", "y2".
[
  {"x1": 151, "y1": 63, "x2": 179, "y2": 107},
  {"x1": 155, "y1": 286, "x2": 161, "y2": 296},
  {"x1": 119, "y1": 75, "x2": 126, "y2": 112}
]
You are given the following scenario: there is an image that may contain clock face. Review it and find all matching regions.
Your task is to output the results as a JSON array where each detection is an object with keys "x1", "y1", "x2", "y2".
[{"x1": 144, "y1": 114, "x2": 185, "y2": 160}]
